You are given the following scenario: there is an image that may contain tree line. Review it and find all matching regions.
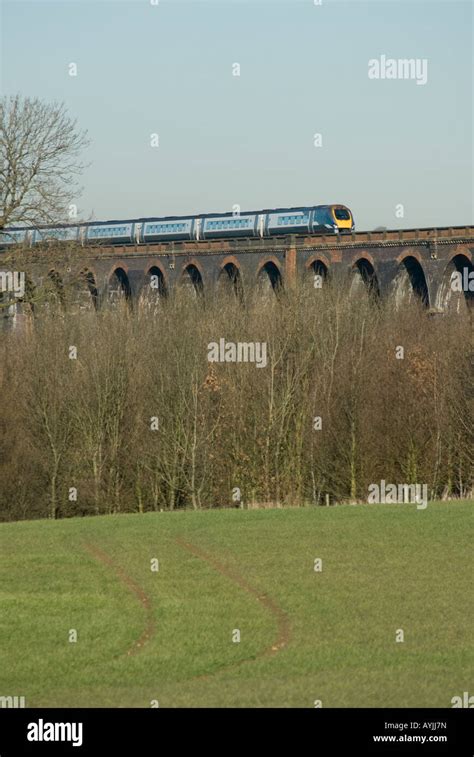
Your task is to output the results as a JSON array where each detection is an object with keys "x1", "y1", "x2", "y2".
[{"x1": 0, "y1": 283, "x2": 472, "y2": 521}]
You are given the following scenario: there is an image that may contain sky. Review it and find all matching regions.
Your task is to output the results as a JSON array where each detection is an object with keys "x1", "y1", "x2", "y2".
[{"x1": 1, "y1": 0, "x2": 472, "y2": 230}]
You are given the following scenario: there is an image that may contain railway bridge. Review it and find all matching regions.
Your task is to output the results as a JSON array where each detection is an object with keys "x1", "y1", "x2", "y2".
[{"x1": 2, "y1": 225, "x2": 474, "y2": 316}]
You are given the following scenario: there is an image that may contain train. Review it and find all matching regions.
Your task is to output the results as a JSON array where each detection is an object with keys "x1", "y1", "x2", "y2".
[{"x1": 0, "y1": 204, "x2": 354, "y2": 247}]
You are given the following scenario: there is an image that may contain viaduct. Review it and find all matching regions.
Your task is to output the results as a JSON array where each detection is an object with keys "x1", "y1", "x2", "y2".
[{"x1": 2, "y1": 225, "x2": 474, "y2": 315}]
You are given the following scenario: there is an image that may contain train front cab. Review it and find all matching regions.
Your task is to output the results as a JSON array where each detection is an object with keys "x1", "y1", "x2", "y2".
[{"x1": 331, "y1": 205, "x2": 354, "y2": 232}]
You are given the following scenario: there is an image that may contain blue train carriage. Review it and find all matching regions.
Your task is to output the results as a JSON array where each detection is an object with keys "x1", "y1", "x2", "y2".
[
  {"x1": 85, "y1": 220, "x2": 136, "y2": 245},
  {"x1": 201, "y1": 213, "x2": 259, "y2": 239},
  {"x1": 33, "y1": 225, "x2": 81, "y2": 244},
  {"x1": 0, "y1": 227, "x2": 33, "y2": 246},
  {"x1": 265, "y1": 207, "x2": 312, "y2": 236},
  {"x1": 141, "y1": 217, "x2": 194, "y2": 243}
]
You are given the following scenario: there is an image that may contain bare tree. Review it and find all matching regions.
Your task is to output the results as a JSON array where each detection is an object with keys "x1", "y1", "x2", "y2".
[{"x1": 0, "y1": 95, "x2": 90, "y2": 230}]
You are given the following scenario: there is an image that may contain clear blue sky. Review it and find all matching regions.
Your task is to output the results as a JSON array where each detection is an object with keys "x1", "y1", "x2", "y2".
[{"x1": 1, "y1": 0, "x2": 472, "y2": 229}]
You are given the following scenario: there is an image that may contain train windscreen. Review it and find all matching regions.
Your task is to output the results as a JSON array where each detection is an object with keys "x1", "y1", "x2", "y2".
[{"x1": 333, "y1": 208, "x2": 351, "y2": 220}]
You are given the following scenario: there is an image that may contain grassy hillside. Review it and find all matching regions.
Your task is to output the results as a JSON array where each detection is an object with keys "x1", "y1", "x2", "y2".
[{"x1": 0, "y1": 502, "x2": 472, "y2": 708}]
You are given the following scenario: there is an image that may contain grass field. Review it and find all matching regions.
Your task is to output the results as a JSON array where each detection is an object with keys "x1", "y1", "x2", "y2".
[{"x1": 0, "y1": 501, "x2": 472, "y2": 708}]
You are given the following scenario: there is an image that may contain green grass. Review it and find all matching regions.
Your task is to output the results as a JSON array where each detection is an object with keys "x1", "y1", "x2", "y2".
[{"x1": 0, "y1": 501, "x2": 472, "y2": 708}]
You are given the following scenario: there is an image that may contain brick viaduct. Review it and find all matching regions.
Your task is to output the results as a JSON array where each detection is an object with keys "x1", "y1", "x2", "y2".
[{"x1": 12, "y1": 226, "x2": 474, "y2": 312}]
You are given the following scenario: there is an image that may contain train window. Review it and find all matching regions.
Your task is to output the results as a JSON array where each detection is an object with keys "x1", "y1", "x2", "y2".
[{"x1": 333, "y1": 208, "x2": 350, "y2": 220}]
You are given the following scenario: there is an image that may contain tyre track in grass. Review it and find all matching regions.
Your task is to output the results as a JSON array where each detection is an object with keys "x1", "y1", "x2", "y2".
[
  {"x1": 175, "y1": 537, "x2": 291, "y2": 679},
  {"x1": 84, "y1": 543, "x2": 154, "y2": 657}
]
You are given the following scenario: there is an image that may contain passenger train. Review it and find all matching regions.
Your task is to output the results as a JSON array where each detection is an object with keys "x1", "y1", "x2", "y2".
[{"x1": 0, "y1": 204, "x2": 354, "y2": 247}]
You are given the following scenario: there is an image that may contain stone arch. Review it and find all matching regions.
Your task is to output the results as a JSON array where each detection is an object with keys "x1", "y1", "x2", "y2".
[
  {"x1": 84, "y1": 270, "x2": 99, "y2": 307},
  {"x1": 70, "y1": 268, "x2": 99, "y2": 312},
  {"x1": 139, "y1": 264, "x2": 168, "y2": 314},
  {"x1": 257, "y1": 259, "x2": 283, "y2": 295},
  {"x1": 350, "y1": 257, "x2": 380, "y2": 298},
  {"x1": 181, "y1": 263, "x2": 204, "y2": 297},
  {"x1": 144, "y1": 264, "x2": 168, "y2": 299},
  {"x1": 218, "y1": 259, "x2": 243, "y2": 299},
  {"x1": 108, "y1": 265, "x2": 132, "y2": 306},
  {"x1": 392, "y1": 255, "x2": 429, "y2": 307},
  {"x1": 306, "y1": 257, "x2": 330, "y2": 291},
  {"x1": 436, "y1": 254, "x2": 473, "y2": 312}
]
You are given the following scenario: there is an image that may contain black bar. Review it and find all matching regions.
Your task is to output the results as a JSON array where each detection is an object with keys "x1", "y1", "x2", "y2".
[{"x1": 0, "y1": 708, "x2": 472, "y2": 755}]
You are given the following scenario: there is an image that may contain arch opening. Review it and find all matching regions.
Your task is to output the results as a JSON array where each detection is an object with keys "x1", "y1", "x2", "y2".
[
  {"x1": 218, "y1": 263, "x2": 243, "y2": 299},
  {"x1": 392, "y1": 257, "x2": 429, "y2": 308},
  {"x1": 350, "y1": 259, "x2": 380, "y2": 299},
  {"x1": 308, "y1": 260, "x2": 329, "y2": 291},
  {"x1": 436, "y1": 255, "x2": 473, "y2": 312},
  {"x1": 257, "y1": 261, "x2": 282, "y2": 296},
  {"x1": 142, "y1": 266, "x2": 168, "y2": 308},
  {"x1": 108, "y1": 267, "x2": 131, "y2": 307},
  {"x1": 70, "y1": 270, "x2": 98, "y2": 313},
  {"x1": 181, "y1": 264, "x2": 203, "y2": 297}
]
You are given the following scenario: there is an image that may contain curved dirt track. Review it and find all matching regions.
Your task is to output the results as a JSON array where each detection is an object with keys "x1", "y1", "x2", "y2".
[
  {"x1": 176, "y1": 537, "x2": 291, "y2": 678},
  {"x1": 84, "y1": 543, "x2": 154, "y2": 657},
  {"x1": 83, "y1": 538, "x2": 291, "y2": 678}
]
